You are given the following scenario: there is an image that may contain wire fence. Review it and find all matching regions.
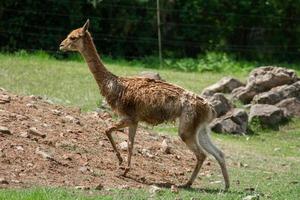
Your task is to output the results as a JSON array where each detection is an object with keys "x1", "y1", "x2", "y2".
[
  {"x1": 2, "y1": 2, "x2": 300, "y2": 60},
  {"x1": 47, "y1": 0, "x2": 300, "y2": 21}
]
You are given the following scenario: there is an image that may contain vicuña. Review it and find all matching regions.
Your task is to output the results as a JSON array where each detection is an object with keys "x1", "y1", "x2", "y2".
[{"x1": 59, "y1": 20, "x2": 229, "y2": 190}]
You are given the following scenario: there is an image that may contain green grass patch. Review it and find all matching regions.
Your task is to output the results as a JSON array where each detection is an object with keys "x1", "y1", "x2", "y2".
[{"x1": 0, "y1": 52, "x2": 250, "y2": 111}]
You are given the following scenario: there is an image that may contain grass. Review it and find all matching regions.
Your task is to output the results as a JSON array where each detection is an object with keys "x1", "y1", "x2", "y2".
[
  {"x1": 0, "y1": 52, "x2": 300, "y2": 199},
  {"x1": 0, "y1": 52, "x2": 249, "y2": 111}
]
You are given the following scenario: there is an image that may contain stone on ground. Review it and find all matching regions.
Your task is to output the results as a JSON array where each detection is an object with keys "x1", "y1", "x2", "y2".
[
  {"x1": 210, "y1": 108, "x2": 248, "y2": 135},
  {"x1": 276, "y1": 97, "x2": 300, "y2": 117},
  {"x1": 232, "y1": 66, "x2": 298, "y2": 103},
  {"x1": 139, "y1": 71, "x2": 163, "y2": 81},
  {"x1": 207, "y1": 93, "x2": 233, "y2": 117},
  {"x1": 202, "y1": 77, "x2": 244, "y2": 96},
  {"x1": 252, "y1": 81, "x2": 300, "y2": 105},
  {"x1": 0, "y1": 126, "x2": 11, "y2": 135},
  {"x1": 249, "y1": 104, "x2": 286, "y2": 129}
]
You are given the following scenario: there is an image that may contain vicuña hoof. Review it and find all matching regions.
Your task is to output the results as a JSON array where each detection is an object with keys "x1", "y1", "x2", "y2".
[
  {"x1": 224, "y1": 185, "x2": 230, "y2": 192},
  {"x1": 122, "y1": 167, "x2": 130, "y2": 176},
  {"x1": 116, "y1": 166, "x2": 130, "y2": 177}
]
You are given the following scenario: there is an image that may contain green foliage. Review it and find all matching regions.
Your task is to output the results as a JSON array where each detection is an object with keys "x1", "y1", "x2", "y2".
[
  {"x1": 197, "y1": 52, "x2": 252, "y2": 72},
  {"x1": 248, "y1": 117, "x2": 264, "y2": 133},
  {"x1": 161, "y1": 52, "x2": 254, "y2": 72},
  {"x1": 164, "y1": 58, "x2": 197, "y2": 72},
  {"x1": 2, "y1": 0, "x2": 300, "y2": 63}
]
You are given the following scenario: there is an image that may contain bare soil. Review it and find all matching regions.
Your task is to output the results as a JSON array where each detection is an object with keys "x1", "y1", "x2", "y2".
[{"x1": 0, "y1": 89, "x2": 216, "y2": 189}]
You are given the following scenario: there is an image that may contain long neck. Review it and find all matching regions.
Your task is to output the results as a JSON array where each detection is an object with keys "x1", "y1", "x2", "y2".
[{"x1": 79, "y1": 33, "x2": 117, "y2": 93}]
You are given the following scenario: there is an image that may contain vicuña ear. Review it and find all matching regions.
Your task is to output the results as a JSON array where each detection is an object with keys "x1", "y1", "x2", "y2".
[{"x1": 82, "y1": 19, "x2": 90, "y2": 33}]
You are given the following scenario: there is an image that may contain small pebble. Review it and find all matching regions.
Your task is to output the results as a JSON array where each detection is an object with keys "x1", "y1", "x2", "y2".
[{"x1": 0, "y1": 126, "x2": 11, "y2": 135}]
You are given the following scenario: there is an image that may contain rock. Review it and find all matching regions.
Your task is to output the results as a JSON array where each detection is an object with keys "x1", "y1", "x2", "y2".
[
  {"x1": 119, "y1": 184, "x2": 130, "y2": 189},
  {"x1": 64, "y1": 115, "x2": 80, "y2": 125},
  {"x1": 28, "y1": 127, "x2": 46, "y2": 138},
  {"x1": 210, "y1": 108, "x2": 248, "y2": 135},
  {"x1": 232, "y1": 86, "x2": 255, "y2": 103},
  {"x1": 79, "y1": 166, "x2": 88, "y2": 173},
  {"x1": 149, "y1": 185, "x2": 162, "y2": 194},
  {"x1": 171, "y1": 185, "x2": 179, "y2": 193},
  {"x1": 249, "y1": 104, "x2": 286, "y2": 128},
  {"x1": 139, "y1": 176, "x2": 146, "y2": 182},
  {"x1": 0, "y1": 126, "x2": 11, "y2": 135},
  {"x1": 210, "y1": 180, "x2": 222, "y2": 184},
  {"x1": 232, "y1": 66, "x2": 298, "y2": 103},
  {"x1": 276, "y1": 97, "x2": 300, "y2": 117},
  {"x1": 248, "y1": 66, "x2": 297, "y2": 87},
  {"x1": 119, "y1": 141, "x2": 128, "y2": 151},
  {"x1": 11, "y1": 179, "x2": 22, "y2": 184},
  {"x1": 202, "y1": 77, "x2": 244, "y2": 96},
  {"x1": 51, "y1": 109, "x2": 63, "y2": 116},
  {"x1": 139, "y1": 71, "x2": 163, "y2": 81},
  {"x1": 0, "y1": 94, "x2": 11, "y2": 104},
  {"x1": 237, "y1": 162, "x2": 249, "y2": 168},
  {"x1": 62, "y1": 154, "x2": 72, "y2": 160},
  {"x1": 26, "y1": 103, "x2": 37, "y2": 109},
  {"x1": 207, "y1": 93, "x2": 233, "y2": 117},
  {"x1": 16, "y1": 146, "x2": 24, "y2": 151},
  {"x1": 29, "y1": 95, "x2": 42, "y2": 101},
  {"x1": 252, "y1": 81, "x2": 300, "y2": 105},
  {"x1": 75, "y1": 185, "x2": 90, "y2": 190},
  {"x1": 98, "y1": 141, "x2": 105, "y2": 147},
  {"x1": 35, "y1": 147, "x2": 52, "y2": 159},
  {"x1": 20, "y1": 132, "x2": 29, "y2": 138},
  {"x1": 95, "y1": 183, "x2": 104, "y2": 190},
  {"x1": 27, "y1": 163, "x2": 33, "y2": 167},
  {"x1": 0, "y1": 178, "x2": 9, "y2": 184},
  {"x1": 161, "y1": 139, "x2": 171, "y2": 154},
  {"x1": 141, "y1": 148, "x2": 154, "y2": 158},
  {"x1": 175, "y1": 155, "x2": 181, "y2": 160},
  {"x1": 243, "y1": 194, "x2": 260, "y2": 200}
]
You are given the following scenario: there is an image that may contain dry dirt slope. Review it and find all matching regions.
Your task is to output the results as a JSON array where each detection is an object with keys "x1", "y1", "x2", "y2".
[{"x1": 0, "y1": 89, "x2": 217, "y2": 189}]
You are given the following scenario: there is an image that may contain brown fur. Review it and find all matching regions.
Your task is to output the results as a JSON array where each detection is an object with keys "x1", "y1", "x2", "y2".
[
  {"x1": 106, "y1": 77, "x2": 212, "y2": 126},
  {"x1": 59, "y1": 20, "x2": 229, "y2": 190}
]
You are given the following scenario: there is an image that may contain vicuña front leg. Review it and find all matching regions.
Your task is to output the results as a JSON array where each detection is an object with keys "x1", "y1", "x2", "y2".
[
  {"x1": 123, "y1": 123, "x2": 138, "y2": 176},
  {"x1": 104, "y1": 118, "x2": 133, "y2": 165}
]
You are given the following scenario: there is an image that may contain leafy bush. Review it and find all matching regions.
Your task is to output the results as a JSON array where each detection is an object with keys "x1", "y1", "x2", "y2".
[
  {"x1": 164, "y1": 58, "x2": 197, "y2": 71},
  {"x1": 162, "y1": 52, "x2": 254, "y2": 72},
  {"x1": 2, "y1": 0, "x2": 300, "y2": 61}
]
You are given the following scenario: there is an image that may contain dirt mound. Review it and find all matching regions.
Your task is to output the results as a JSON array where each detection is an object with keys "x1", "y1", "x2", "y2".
[{"x1": 0, "y1": 89, "x2": 215, "y2": 189}]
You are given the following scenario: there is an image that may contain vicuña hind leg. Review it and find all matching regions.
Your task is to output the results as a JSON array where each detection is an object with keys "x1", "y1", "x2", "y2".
[
  {"x1": 182, "y1": 145, "x2": 206, "y2": 188},
  {"x1": 198, "y1": 126, "x2": 230, "y2": 191},
  {"x1": 104, "y1": 118, "x2": 133, "y2": 165},
  {"x1": 178, "y1": 118, "x2": 206, "y2": 188}
]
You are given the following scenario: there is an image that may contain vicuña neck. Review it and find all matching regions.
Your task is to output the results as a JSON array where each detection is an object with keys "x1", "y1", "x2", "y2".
[{"x1": 80, "y1": 33, "x2": 117, "y2": 94}]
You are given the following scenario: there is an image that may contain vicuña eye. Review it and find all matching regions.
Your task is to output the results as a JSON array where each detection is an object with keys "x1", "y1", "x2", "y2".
[{"x1": 70, "y1": 36, "x2": 76, "y2": 40}]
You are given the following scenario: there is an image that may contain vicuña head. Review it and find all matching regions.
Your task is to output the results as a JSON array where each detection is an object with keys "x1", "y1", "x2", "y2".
[{"x1": 59, "y1": 19, "x2": 90, "y2": 52}]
